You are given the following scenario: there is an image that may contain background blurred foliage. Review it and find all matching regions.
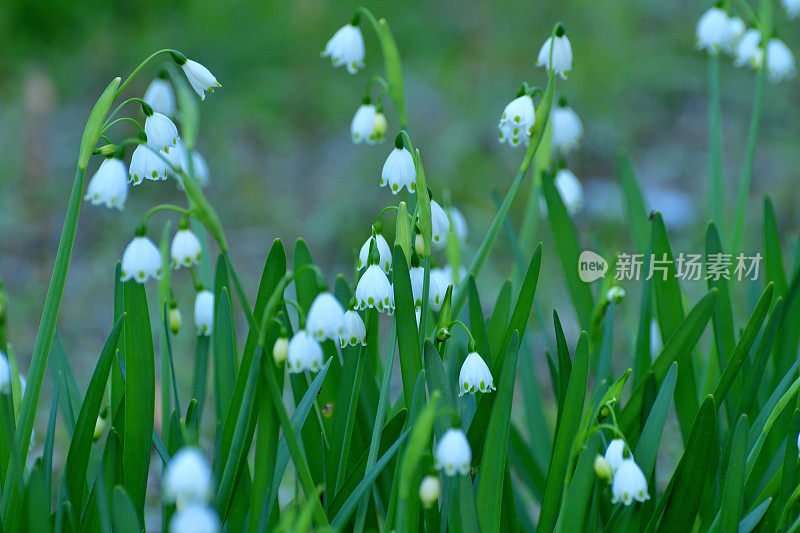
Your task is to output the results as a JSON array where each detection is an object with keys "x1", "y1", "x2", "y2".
[{"x1": 1, "y1": 0, "x2": 799, "y2": 453}]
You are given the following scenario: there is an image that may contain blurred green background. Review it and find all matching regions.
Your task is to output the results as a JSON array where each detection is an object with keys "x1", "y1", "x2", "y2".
[{"x1": 1, "y1": 0, "x2": 800, "y2": 515}]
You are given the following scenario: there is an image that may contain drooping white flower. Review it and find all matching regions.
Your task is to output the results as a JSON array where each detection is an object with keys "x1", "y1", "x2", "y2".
[
  {"x1": 604, "y1": 439, "x2": 626, "y2": 472},
  {"x1": 735, "y1": 29, "x2": 762, "y2": 68},
  {"x1": 429, "y1": 268, "x2": 452, "y2": 312},
  {"x1": 447, "y1": 207, "x2": 468, "y2": 242},
  {"x1": 551, "y1": 104, "x2": 583, "y2": 154},
  {"x1": 322, "y1": 24, "x2": 365, "y2": 74},
  {"x1": 163, "y1": 447, "x2": 213, "y2": 507},
  {"x1": 287, "y1": 330, "x2": 324, "y2": 373},
  {"x1": 536, "y1": 32, "x2": 573, "y2": 79},
  {"x1": 340, "y1": 310, "x2": 367, "y2": 348},
  {"x1": 181, "y1": 59, "x2": 220, "y2": 101},
  {"x1": 381, "y1": 146, "x2": 417, "y2": 194},
  {"x1": 120, "y1": 236, "x2": 162, "y2": 283},
  {"x1": 419, "y1": 475, "x2": 441, "y2": 508},
  {"x1": 170, "y1": 229, "x2": 202, "y2": 268},
  {"x1": 167, "y1": 139, "x2": 210, "y2": 188},
  {"x1": 440, "y1": 263, "x2": 467, "y2": 287},
  {"x1": 726, "y1": 17, "x2": 746, "y2": 52},
  {"x1": 273, "y1": 337, "x2": 289, "y2": 365},
  {"x1": 409, "y1": 266, "x2": 425, "y2": 307},
  {"x1": 430, "y1": 200, "x2": 453, "y2": 249},
  {"x1": 169, "y1": 502, "x2": 220, "y2": 533},
  {"x1": 144, "y1": 112, "x2": 178, "y2": 152},
  {"x1": 611, "y1": 458, "x2": 650, "y2": 506},
  {"x1": 434, "y1": 428, "x2": 472, "y2": 476},
  {"x1": 606, "y1": 286, "x2": 626, "y2": 303},
  {"x1": 696, "y1": 8, "x2": 734, "y2": 53},
  {"x1": 784, "y1": 0, "x2": 800, "y2": 18},
  {"x1": 358, "y1": 234, "x2": 393, "y2": 273},
  {"x1": 84, "y1": 158, "x2": 128, "y2": 210},
  {"x1": 552, "y1": 168, "x2": 584, "y2": 215},
  {"x1": 0, "y1": 351, "x2": 10, "y2": 392},
  {"x1": 129, "y1": 144, "x2": 167, "y2": 185},
  {"x1": 355, "y1": 265, "x2": 394, "y2": 314},
  {"x1": 194, "y1": 290, "x2": 214, "y2": 336},
  {"x1": 498, "y1": 94, "x2": 536, "y2": 147},
  {"x1": 766, "y1": 38, "x2": 796, "y2": 83},
  {"x1": 351, "y1": 104, "x2": 382, "y2": 145},
  {"x1": 143, "y1": 78, "x2": 176, "y2": 116},
  {"x1": 458, "y1": 352, "x2": 495, "y2": 396},
  {"x1": 306, "y1": 292, "x2": 346, "y2": 342}
]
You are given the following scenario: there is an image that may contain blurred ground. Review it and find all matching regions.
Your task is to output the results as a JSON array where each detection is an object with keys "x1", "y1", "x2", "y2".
[{"x1": 1, "y1": 0, "x2": 799, "y2": 516}]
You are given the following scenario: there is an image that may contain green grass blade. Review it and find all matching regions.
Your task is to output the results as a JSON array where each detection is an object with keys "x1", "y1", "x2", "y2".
[
  {"x1": 122, "y1": 280, "x2": 155, "y2": 519},
  {"x1": 476, "y1": 331, "x2": 520, "y2": 532},
  {"x1": 213, "y1": 285, "x2": 237, "y2": 434},
  {"x1": 467, "y1": 275, "x2": 492, "y2": 357},
  {"x1": 763, "y1": 197, "x2": 788, "y2": 295},
  {"x1": 719, "y1": 415, "x2": 749, "y2": 533},
  {"x1": 64, "y1": 315, "x2": 124, "y2": 517},
  {"x1": 556, "y1": 433, "x2": 601, "y2": 533},
  {"x1": 634, "y1": 362, "x2": 677, "y2": 478},
  {"x1": 538, "y1": 331, "x2": 589, "y2": 532},
  {"x1": 487, "y1": 280, "x2": 512, "y2": 363},
  {"x1": 111, "y1": 486, "x2": 140, "y2": 533},
  {"x1": 617, "y1": 151, "x2": 650, "y2": 252},
  {"x1": 392, "y1": 245, "x2": 422, "y2": 407},
  {"x1": 706, "y1": 223, "x2": 737, "y2": 408}
]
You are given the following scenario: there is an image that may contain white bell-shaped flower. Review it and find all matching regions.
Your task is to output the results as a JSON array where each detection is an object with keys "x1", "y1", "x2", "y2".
[
  {"x1": 340, "y1": 310, "x2": 367, "y2": 347},
  {"x1": 351, "y1": 103, "x2": 382, "y2": 145},
  {"x1": 181, "y1": 59, "x2": 220, "y2": 101},
  {"x1": 498, "y1": 94, "x2": 536, "y2": 147},
  {"x1": 447, "y1": 207, "x2": 468, "y2": 242},
  {"x1": 381, "y1": 146, "x2": 417, "y2": 194},
  {"x1": 458, "y1": 352, "x2": 495, "y2": 396},
  {"x1": 429, "y1": 268, "x2": 452, "y2": 312},
  {"x1": 84, "y1": 158, "x2": 128, "y2": 210},
  {"x1": 306, "y1": 292, "x2": 346, "y2": 342},
  {"x1": 170, "y1": 229, "x2": 202, "y2": 268},
  {"x1": 537, "y1": 32, "x2": 573, "y2": 79},
  {"x1": 144, "y1": 78, "x2": 176, "y2": 116},
  {"x1": 726, "y1": 17, "x2": 746, "y2": 53},
  {"x1": 144, "y1": 112, "x2": 178, "y2": 152},
  {"x1": 430, "y1": 200, "x2": 453, "y2": 250},
  {"x1": 322, "y1": 23, "x2": 365, "y2": 74},
  {"x1": 434, "y1": 428, "x2": 472, "y2": 476},
  {"x1": 121, "y1": 236, "x2": 162, "y2": 283},
  {"x1": 358, "y1": 234, "x2": 393, "y2": 273},
  {"x1": 440, "y1": 263, "x2": 467, "y2": 287},
  {"x1": 766, "y1": 38, "x2": 796, "y2": 82},
  {"x1": 355, "y1": 264, "x2": 394, "y2": 314},
  {"x1": 551, "y1": 104, "x2": 583, "y2": 154},
  {"x1": 169, "y1": 502, "x2": 220, "y2": 533},
  {"x1": 696, "y1": 7, "x2": 734, "y2": 53},
  {"x1": 163, "y1": 447, "x2": 213, "y2": 507},
  {"x1": 0, "y1": 351, "x2": 10, "y2": 392},
  {"x1": 419, "y1": 476, "x2": 441, "y2": 508},
  {"x1": 167, "y1": 139, "x2": 210, "y2": 188},
  {"x1": 194, "y1": 290, "x2": 214, "y2": 336},
  {"x1": 784, "y1": 0, "x2": 800, "y2": 18},
  {"x1": 611, "y1": 458, "x2": 650, "y2": 506},
  {"x1": 287, "y1": 330, "x2": 324, "y2": 373},
  {"x1": 409, "y1": 266, "x2": 425, "y2": 307},
  {"x1": 604, "y1": 439, "x2": 626, "y2": 472},
  {"x1": 541, "y1": 168, "x2": 584, "y2": 216},
  {"x1": 129, "y1": 144, "x2": 167, "y2": 185},
  {"x1": 735, "y1": 29, "x2": 762, "y2": 68}
]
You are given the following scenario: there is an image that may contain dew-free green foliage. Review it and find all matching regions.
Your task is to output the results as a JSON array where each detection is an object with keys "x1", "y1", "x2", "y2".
[{"x1": 3, "y1": 3, "x2": 800, "y2": 533}]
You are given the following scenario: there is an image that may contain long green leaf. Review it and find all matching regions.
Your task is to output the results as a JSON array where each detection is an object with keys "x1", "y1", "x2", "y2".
[
  {"x1": 634, "y1": 362, "x2": 677, "y2": 478},
  {"x1": 393, "y1": 245, "x2": 422, "y2": 406},
  {"x1": 617, "y1": 151, "x2": 650, "y2": 252},
  {"x1": 719, "y1": 415, "x2": 749, "y2": 533}
]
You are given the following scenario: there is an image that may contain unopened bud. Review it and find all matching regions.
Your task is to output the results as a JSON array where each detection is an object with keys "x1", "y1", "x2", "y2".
[
  {"x1": 594, "y1": 455, "x2": 613, "y2": 483},
  {"x1": 419, "y1": 475, "x2": 441, "y2": 508},
  {"x1": 93, "y1": 406, "x2": 109, "y2": 442},
  {"x1": 98, "y1": 144, "x2": 118, "y2": 157},
  {"x1": 273, "y1": 337, "x2": 289, "y2": 365},
  {"x1": 415, "y1": 234, "x2": 426, "y2": 256},
  {"x1": 606, "y1": 286, "x2": 626, "y2": 304},
  {"x1": 373, "y1": 113, "x2": 388, "y2": 142},
  {"x1": 168, "y1": 305, "x2": 183, "y2": 335}
]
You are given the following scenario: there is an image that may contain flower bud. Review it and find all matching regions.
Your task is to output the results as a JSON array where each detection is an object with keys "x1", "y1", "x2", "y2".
[
  {"x1": 273, "y1": 336, "x2": 288, "y2": 365},
  {"x1": 419, "y1": 475, "x2": 441, "y2": 508},
  {"x1": 98, "y1": 144, "x2": 118, "y2": 156},
  {"x1": 415, "y1": 233, "x2": 426, "y2": 256},
  {"x1": 372, "y1": 112, "x2": 388, "y2": 142},
  {"x1": 395, "y1": 201, "x2": 412, "y2": 264},
  {"x1": 594, "y1": 455, "x2": 613, "y2": 483},
  {"x1": 606, "y1": 286, "x2": 626, "y2": 304},
  {"x1": 93, "y1": 414, "x2": 107, "y2": 442},
  {"x1": 168, "y1": 304, "x2": 182, "y2": 335}
]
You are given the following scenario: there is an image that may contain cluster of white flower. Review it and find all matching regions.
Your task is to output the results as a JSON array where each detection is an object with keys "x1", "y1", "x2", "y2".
[
  {"x1": 696, "y1": 6, "x2": 796, "y2": 82},
  {"x1": 498, "y1": 26, "x2": 585, "y2": 217},
  {"x1": 595, "y1": 439, "x2": 650, "y2": 506},
  {"x1": 84, "y1": 56, "x2": 222, "y2": 340},
  {"x1": 162, "y1": 447, "x2": 220, "y2": 533}
]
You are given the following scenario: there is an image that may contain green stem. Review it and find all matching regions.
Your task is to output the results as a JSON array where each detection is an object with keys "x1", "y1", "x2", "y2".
[
  {"x1": 708, "y1": 54, "x2": 725, "y2": 231},
  {"x1": 452, "y1": 68, "x2": 557, "y2": 317},
  {"x1": 115, "y1": 49, "x2": 180, "y2": 98},
  {"x1": 140, "y1": 203, "x2": 191, "y2": 226},
  {"x1": 103, "y1": 97, "x2": 148, "y2": 129},
  {"x1": 100, "y1": 117, "x2": 145, "y2": 137},
  {"x1": 730, "y1": 64, "x2": 766, "y2": 255},
  {"x1": 1, "y1": 167, "x2": 86, "y2": 524}
]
